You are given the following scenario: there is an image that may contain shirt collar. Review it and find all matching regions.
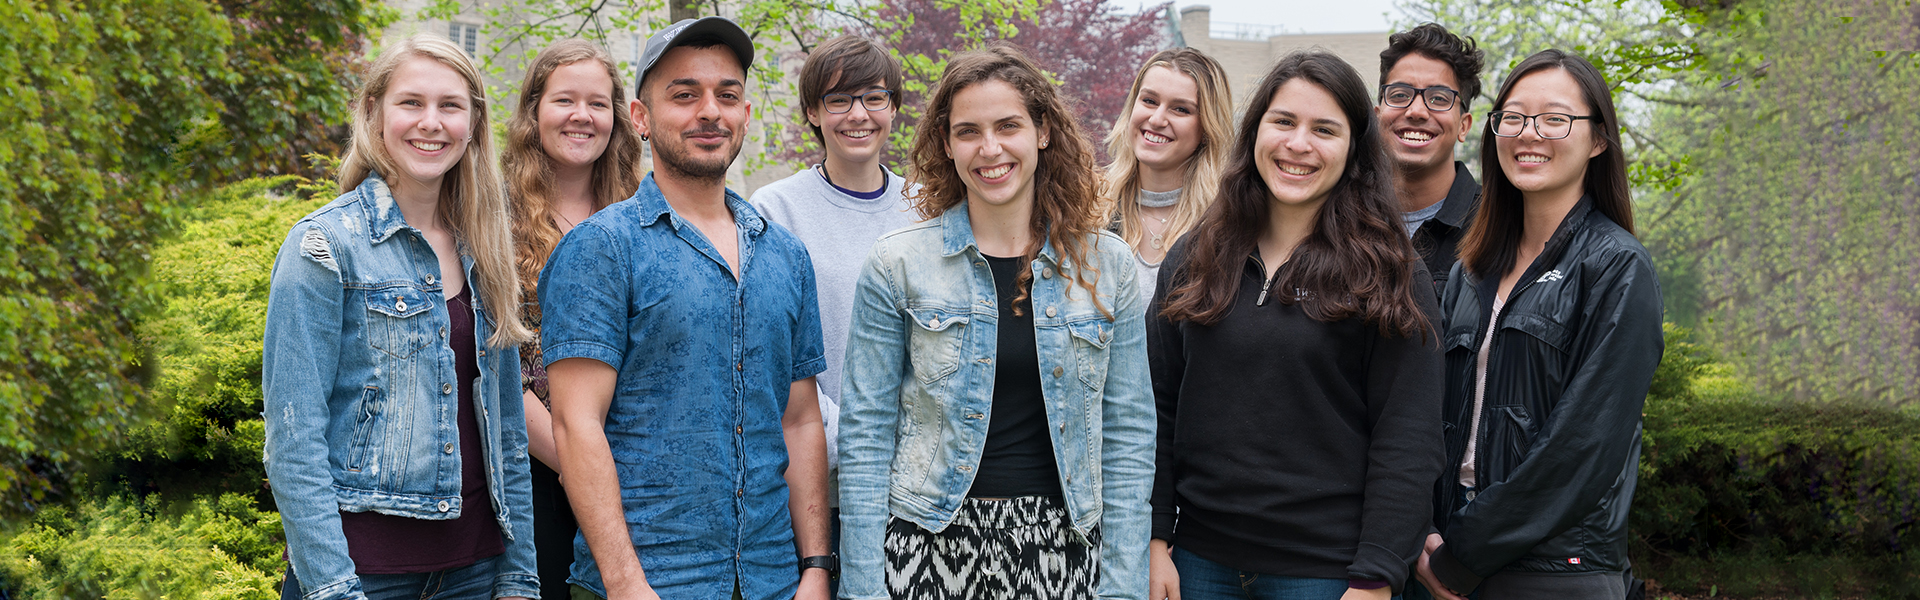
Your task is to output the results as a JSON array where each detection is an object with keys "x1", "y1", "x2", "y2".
[
  {"x1": 936, "y1": 205, "x2": 1060, "y2": 264},
  {"x1": 356, "y1": 172, "x2": 414, "y2": 244},
  {"x1": 630, "y1": 172, "x2": 767, "y2": 236},
  {"x1": 1433, "y1": 161, "x2": 1482, "y2": 229}
]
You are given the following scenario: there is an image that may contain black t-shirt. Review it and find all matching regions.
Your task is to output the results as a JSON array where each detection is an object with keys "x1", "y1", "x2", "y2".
[{"x1": 968, "y1": 254, "x2": 1064, "y2": 498}]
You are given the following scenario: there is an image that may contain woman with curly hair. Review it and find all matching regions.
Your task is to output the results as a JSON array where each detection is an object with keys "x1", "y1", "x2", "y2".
[
  {"x1": 836, "y1": 42, "x2": 1156, "y2": 600},
  {"x1": 501, "y1": 38, "x2": 643, "y2": 600}
]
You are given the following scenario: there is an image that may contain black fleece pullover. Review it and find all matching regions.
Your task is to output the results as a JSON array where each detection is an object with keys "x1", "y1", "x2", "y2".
[{"x1": 1147, "y1": 240, "x2": 1446, "y2": 591}]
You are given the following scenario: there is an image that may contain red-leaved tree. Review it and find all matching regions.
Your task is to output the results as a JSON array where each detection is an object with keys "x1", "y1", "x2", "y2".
[{"x1": 770, "y1": 0, "x2": 1168, "y2": 169}]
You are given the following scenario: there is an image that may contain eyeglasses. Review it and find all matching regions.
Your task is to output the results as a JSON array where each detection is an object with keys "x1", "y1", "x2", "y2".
[
  {"x1": 821, "y1": 90, "x2": 895, "y2": 114},
  {"x1": 1379, "y1": 84, "x2": 1460, "y2": 112},
  {"x1": 1488, "y1": 111, "x2": 1597, "y2": 140}
]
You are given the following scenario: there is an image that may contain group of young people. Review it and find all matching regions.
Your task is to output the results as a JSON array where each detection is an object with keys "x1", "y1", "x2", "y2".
[{"x1": 262, "y1": 15, "x2": 1662, "y2": 600}]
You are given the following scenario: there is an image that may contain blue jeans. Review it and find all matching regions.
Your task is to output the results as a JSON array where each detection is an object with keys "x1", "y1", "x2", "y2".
[
  {"x1": 281, "y1": 555, "x2": 500, "y2": 600},
  {"x1": 1174, "y1": 547, "x2": 1392, "y2": 600}
]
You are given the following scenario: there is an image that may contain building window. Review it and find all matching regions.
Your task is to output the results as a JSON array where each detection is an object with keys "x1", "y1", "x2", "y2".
[{"x1": 450, "y1": 22, "x2": 480, "y2": 56}]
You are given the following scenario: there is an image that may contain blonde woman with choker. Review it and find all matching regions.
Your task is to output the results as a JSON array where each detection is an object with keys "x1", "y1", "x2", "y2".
[{"x1": 1103, "y1": 48, "x2": 1234, "y2": 304}]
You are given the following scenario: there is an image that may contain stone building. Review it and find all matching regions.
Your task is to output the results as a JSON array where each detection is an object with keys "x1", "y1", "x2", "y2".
[{"x1": 1174, "y1": 5, "x2": 1388, "y2": 114}]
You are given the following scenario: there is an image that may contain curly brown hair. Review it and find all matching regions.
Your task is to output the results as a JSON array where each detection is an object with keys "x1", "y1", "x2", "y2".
[
  {"x1": 906, "y1": 42, "x2": 1111, "y2": 319},
  {"x1": 503, "y1": 39, "x2": 644, "y2": 318}
]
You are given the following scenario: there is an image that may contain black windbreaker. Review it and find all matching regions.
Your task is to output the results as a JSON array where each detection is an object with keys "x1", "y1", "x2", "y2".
[{"x1": 1428, "y1": 197, "x2": 1664, "y2": 592}]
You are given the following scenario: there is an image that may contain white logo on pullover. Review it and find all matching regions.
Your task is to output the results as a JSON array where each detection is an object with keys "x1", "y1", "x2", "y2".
[{"x1": 1537, "y1": 270, "x2": 1564, "y2": 283}]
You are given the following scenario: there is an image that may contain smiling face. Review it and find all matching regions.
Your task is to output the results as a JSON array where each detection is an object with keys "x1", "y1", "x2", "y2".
[
  {"x1": 380, "y1": 56, "x2": 473, "y2": 195},
  {"x1": 1254, "y1": 79, "x2": 1351, "y2": 213},
  {"x1": 946, "y1": 79, "x2": 1047, "y2": 212},
  {"x1": 1377, "y1": 53, "x2": 1472, "y2": 177},
  {"x1": 537, "y1": 60, "x2": 616, "y2": 177},
  {"x1": 1128, "y1": 65, "x2": 1204, "y2": 181},
  {"x1": 1494, "y1": 67, "x2": 1605, "y2": 202},
  {"x1": 806, "y1": 78, "x2": 895, "y2": 167},
  {"x1": 633, "y1": 45, "x2": 753, "y2": 183}
]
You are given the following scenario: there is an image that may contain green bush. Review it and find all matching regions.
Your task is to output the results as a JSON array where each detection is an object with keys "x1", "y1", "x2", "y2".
[
  {"x1": 1634, "y1": 327, "x2": 1920, "y2": 597},
  {"x1": 109, "y1": 176, "x2": 327, "y2": 504},
  {"x1": 0, "y1": 492, "x2": 281, "y2": 599}
]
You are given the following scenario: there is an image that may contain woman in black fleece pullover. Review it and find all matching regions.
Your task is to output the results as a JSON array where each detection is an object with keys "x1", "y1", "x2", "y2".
[{"x1": 1146, "y1": 51, "x2": 1445, "y2": 600}]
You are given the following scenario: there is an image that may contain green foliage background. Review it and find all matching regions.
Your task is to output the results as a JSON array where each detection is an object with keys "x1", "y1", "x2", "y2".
[{"x1": 0, "y1": 0, "x2": 385, "y2": 514}]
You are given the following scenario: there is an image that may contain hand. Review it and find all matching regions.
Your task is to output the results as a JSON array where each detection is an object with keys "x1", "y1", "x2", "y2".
[
  {"x1": 1148, "y1": 539, "x2": 1180, "y2": 600},
  {"x1": 794, "y1": 569, "x2": 832, "y2": 600},
  {"x1": 1416, "y1": 533, "x2": 1468, "y2": 600},
  {"x1": 1338, "y1": 586, "x2": 1391, "y2": 600}
]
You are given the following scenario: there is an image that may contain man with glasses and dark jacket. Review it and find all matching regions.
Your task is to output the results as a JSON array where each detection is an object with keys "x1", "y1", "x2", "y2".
[{"x1": 1376, "y1": 23, "x2": 1486, "y2": 300}]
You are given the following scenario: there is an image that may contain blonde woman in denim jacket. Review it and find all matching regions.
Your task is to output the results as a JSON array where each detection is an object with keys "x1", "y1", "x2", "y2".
[
  {"x1": 837, "y1": 43, "x2": 1156, "y2": 600},
  {"x1": 262, "y1": 35, "x2": 537, "y2": 600}
]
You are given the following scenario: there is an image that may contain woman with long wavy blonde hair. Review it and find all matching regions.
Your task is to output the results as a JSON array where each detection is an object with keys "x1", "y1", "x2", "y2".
[
  {"x1": 500, "y1": 38, "x2": 642, "y2": 600},
  {"x1": 263, "y1": 34, "x2": 537, "y2": 600},
  {"x1": 837, "y1": 42, "x2": 1155, "y2": 600},
  {"x1": 1102, "y1": 48, "x2": 1234, "y2": 305}
]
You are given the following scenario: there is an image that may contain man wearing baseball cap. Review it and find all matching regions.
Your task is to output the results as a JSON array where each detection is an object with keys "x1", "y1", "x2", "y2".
[{"x1": 543, "y1": 16, "x2": 834, "y2": 600}]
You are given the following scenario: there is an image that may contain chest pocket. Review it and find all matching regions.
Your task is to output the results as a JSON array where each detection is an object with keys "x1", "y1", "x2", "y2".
[
  {"x1": 367, "y1": 287, "x2": 435, "y2": 359},
  {"x1": 1067, "y1": 318, "x2": 1113, "y2": 392},
  {"x1": 904, "y1": 306, "x2": 968, "y2": 385},
  {"x1": 1501, "y1": 311, "x2": 1573, "y2": 354}
]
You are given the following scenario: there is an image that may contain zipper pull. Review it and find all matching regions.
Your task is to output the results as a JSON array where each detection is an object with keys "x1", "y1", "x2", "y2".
[{"x1": 1257, "y1": 277, "x2": 1275, "y2": 306}]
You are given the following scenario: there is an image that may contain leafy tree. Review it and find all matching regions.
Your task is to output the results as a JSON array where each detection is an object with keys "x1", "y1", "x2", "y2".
[
  {"x1": 0, "y1": 493, "x2": 282, "y2": 598},
  {"x1": 1659, "y1": 0, "x2": 1920, "y2": 403},
  {"x1": 0, "y1": 0, "x2": 383, "y2": 516},
  {"x1": 0, "y1": 0, "x2": 231, "y2": 514}
]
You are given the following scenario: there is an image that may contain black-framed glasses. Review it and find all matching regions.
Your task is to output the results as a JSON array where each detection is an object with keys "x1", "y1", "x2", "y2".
[
  {"x1": 1379, "y1": 84, "x2": 1460, "y2": 112},
  {"x1": 1488, "y1": 111, "x2": 1597, "y2": 139},
  {"x1": 821, "y1": 90, "x2": 895, "y2": 114}
]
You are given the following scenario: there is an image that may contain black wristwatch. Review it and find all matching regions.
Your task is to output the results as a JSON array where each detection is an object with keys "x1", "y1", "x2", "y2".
[{"x1": 798, "y1": 553, "x2": 839, "y2": 579}]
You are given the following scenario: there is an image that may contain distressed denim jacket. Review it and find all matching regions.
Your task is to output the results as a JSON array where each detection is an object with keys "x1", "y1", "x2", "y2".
[
  {"x1": 262, "y1": 174, "x2": 538, "y2": 600},
  {"x1": 838, "y1": 206, "x2": 1156, "y2": 600}
]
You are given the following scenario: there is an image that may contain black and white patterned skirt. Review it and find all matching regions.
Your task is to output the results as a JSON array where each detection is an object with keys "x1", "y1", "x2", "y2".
[{"x1": 884, "y1": 496, "x2": 1099, "y2": 600}]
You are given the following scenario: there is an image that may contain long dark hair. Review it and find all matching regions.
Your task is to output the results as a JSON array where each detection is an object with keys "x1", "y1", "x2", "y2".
[
  {"x1": 1160, "y1": 51, "x2": 1430, "y2": 339},
  {"x1": 907, "y1": 43, "x2": 1111, "y2": 320},
  {"x1": 1458, "y1": 49, "x2": 1633, "y2": 280}
]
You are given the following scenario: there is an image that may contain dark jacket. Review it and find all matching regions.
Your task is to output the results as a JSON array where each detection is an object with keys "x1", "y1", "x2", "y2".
[
  {"x1": 1411, "y1": 162, "x2": 1480, "y2": 301},
  {"x1": 1148, "y1": 240, "x2": 1445, "y2": 592},
  {"x1": 1428, "y1": 197, "x2": 1664, "y2": 592}
]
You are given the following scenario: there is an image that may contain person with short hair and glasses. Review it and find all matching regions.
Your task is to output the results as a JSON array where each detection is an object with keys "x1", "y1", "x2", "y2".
[
  {"x1": 748, "y1": 34, "x2": 919, "y2": 599},
  {"x1": 1418, "y1": 49, "x2": 1663, "y2": 600},
  {"x1": 1377, "y1": 23, "x2": 1488, "y2": 301}
]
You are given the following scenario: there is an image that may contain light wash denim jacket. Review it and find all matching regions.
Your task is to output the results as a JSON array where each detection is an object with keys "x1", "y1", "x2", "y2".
[
  {"x1": 262, "y1": 174, "x2": 538, "y2": 600},
  {"x1": 837, "y1": 206, "x2": 1156, "y2": 600}
]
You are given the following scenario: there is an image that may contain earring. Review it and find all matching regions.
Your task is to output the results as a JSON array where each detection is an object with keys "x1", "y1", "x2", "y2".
[
  {"x1": 640, "y1": 133, "x2": 650, "y2": 142},
  {"x1": 1040, "y1": 140, "x2": 1049, "y2": 149}
]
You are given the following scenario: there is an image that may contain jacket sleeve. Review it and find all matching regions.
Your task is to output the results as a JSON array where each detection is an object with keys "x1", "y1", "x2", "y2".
[
  {"x1": 1431, "y1": 252, "x2": 1664, "y2": 592},
  {"x1": 835, "y1": 245, "x2": 907, "y2": 600},
  {"x1": 1096, "y1": 247, "x2": 1156, "y2": 600},
  {"x1": 1146, "y1": 245, "x2": 1187, "y2": 542},
  {"x1": 1347, "y1": 263, "x2": 1447, "y2": 592},
  {"x1": 261, "y1": 223, "x2": 366, "y2": 600},
  {"x1": 493, "y1": 340, "x2": 542, "y2": 599}
]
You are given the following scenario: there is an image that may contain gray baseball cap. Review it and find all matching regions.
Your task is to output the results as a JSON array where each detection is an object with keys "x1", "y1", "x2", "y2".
[{"x1": 634, "y1": 17, "x2": 756, "y2": 91}]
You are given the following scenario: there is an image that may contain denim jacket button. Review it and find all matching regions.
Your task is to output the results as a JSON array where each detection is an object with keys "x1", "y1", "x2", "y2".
[
  {"x1": 425, "y1": 274, "x2": 436, "y2": 285},
  {"x1": 443, "y1": 442, "x2": 455, "y2": 454},
  {"x1": 1045, "y1": 306, "x2": 1057, "y2": 318},
  {"x1": 396, "y1": 298, "x2": 408, "y2": 312},
  {"x1": 439, "y1": 326, "x2": 447, "y2": 339},
  {"x1": 437, "y1": 500, "x2": 450, "y2": 512},
  {"x1": 1052, "y1": 366, "x2": 1064, "y2": 378},
  {"x1": 442, "y1": 383, "x2": 453, "y2": 394},
  {"x1": 1042, "y1": 268, "x2": 1054, "y2": 279}
]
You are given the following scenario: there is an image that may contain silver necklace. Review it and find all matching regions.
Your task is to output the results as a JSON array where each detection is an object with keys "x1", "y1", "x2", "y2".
[{"x1": 1142, "y1": 212, "x2": 1172, "y2": 249}]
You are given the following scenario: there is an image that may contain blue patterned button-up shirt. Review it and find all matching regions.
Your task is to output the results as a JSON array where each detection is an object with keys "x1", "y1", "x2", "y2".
[{"x1": 539, "y1": 174, "x2": 825, "y2": 600}]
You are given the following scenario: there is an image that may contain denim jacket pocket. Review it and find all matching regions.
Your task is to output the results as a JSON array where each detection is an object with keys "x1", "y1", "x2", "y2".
[
  {"x1": 366, "y1": 286, "x2": 435, "y2": 359},
  {"x1": 1066, "y1": 318, "x2": 1112, "y2": 392},
  {"x1": 904, "y1": 305, "x2": 968, "y2": 385},
  {"x1": 346, "y1": 386, "x2": 382, "y2": 473}
]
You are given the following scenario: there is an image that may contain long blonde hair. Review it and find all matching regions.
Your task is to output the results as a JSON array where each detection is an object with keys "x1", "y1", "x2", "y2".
[
  {"x1": 1102, "y1": 48, "x2": 1234, "y2": 257},
  {"x1": 908, "y1": 43, "x2": 1112, "y2": 320},
  {"x1": 503, "y1": 39, "x2": 643, "y2": 321},
  {"x1": 338, "y1": 34, "x2": 532, "y2": 348}
]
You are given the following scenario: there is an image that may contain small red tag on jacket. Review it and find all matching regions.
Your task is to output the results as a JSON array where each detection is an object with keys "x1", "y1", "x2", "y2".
[{"x1": 1568, "y1": 557, "x2": 1582, "y2": 564}]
